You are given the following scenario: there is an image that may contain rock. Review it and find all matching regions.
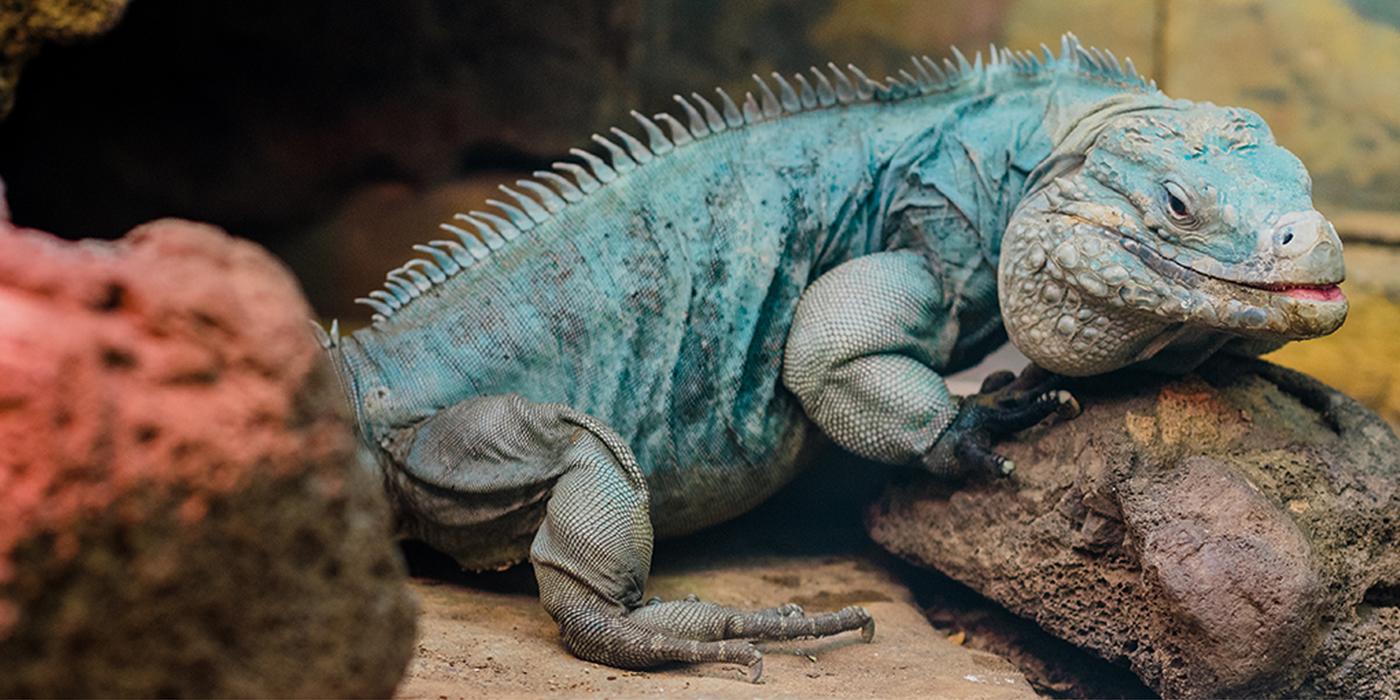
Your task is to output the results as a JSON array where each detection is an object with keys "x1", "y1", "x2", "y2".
[
  {"x1": 0, "y1": 217, "x2": 417, "y2": 696},
  {"x1": 867, "y1": 358, "x2": 1400, "y2": 699},
  {"x1": 396, "y1": 551, "x2": 1034, "y2": 699}
]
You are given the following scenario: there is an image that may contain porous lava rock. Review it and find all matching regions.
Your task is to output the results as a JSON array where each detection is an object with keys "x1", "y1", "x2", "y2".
[
  {"x1": 867, "y1": 358, "x2": 1400, "y2": 699},
  {"x1": 0, "y1": 216, "x2": 417, "y2": 697}
]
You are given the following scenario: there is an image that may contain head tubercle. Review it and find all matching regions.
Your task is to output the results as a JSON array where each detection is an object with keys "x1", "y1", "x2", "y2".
[{"x1": 999, "y1": 96, "x2": 1348, "y2": 376}]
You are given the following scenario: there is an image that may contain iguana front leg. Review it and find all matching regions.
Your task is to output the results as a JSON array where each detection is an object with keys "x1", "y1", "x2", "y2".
[
  {"x1": 783, "y1": 251, "x2": 1072, "y2": 476},
  {"x1": 388, "y1": 394, "x2": 872, "y2": 681}
]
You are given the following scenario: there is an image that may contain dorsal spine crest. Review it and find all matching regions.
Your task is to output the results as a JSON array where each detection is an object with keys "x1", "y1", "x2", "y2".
[{"x1": 343, "y1": 32, "x2": 1156, "y2": 329}]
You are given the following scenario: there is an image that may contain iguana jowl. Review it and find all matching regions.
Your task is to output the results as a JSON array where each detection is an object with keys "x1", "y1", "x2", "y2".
[{"x1": 317, "y1": 35, "x2": 1347, "y2": 681}]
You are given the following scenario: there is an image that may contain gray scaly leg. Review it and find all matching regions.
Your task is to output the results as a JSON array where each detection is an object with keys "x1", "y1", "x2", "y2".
[
  {"x1": 389, "y1": 393, "x2": 871, "y2": 681},
  {"x1": 530, "y1": 408, "x2": 872, "y2": 681}
]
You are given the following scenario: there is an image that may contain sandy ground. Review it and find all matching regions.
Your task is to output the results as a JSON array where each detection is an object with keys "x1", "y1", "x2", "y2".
[{"x1": 395, "y1": 553, "x2": 1033, "y2": 699}]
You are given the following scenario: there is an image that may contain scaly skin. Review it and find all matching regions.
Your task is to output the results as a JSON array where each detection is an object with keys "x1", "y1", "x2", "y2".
[{"x1": 318, "y1": 35, "x2": 1346, "y2": 681}]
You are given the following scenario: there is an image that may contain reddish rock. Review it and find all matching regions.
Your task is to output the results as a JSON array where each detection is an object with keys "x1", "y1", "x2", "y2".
[
  {"x1": 0, "y1": 215, "x2": 416, "y2": 697},
  {"x1": 867, "y1": 360, "x2": 1400, "y2": 699}
]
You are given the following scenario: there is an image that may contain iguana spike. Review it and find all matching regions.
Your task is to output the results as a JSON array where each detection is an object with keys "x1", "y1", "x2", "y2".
[
  {"x1": 741, "y1": 92, "x2": 763, "y2": 124},
  {"x1": 592, "y1": 133, "x2": 638, "y2": 172},
  {"x1": 452, "y1": 213, "x2": 505, "y2": 249},
  {"x1": 973, "y1": 49, "x2": 984, "y2": 73},
  {"x1": 499, "y1": 185, "x2": 550, "y2": 223},
  {"x1": 879, "y1": 75, "x2": 903, "y2": 100},
  {"x1": 570, "y1": 146, "x2": 618, "y2": 183},
  {"x1": 516, "y1": 179, "x2": 566, "y2": 213},
  {"x1": 534, "y1": 169, "x2": 585, "y2": 202},
  {"x1": 846, "y1": 64, "x2": 877, "y2": 100},
  {"x1": 898, "y1": 68, "x2": 918, "y2": 89},
  {"x1": 1124, "y1": 56, "x2": 1140, "y2": 82},
  {"x1": 369, "y1": 289, "x2": 403, "y2": 310},
  {"x1": 442, "y1": 221, "x2": 493, "y2": 258},
  {"x1": 690, "y1": 92, "x2": 726, "y2": 133},
  {"x1": 485, "y1": 198, "x2": 536, "y2": 231},
  {"x1": 630, "y1": 111, "x2": 673, "y2": 154},
  {"x1": 553, "y1": 160, "x2": 602, "y2": 193},
  {"x1": 400, "y1": 266, "x2": 432, "y2": 291},
  {"x1": 809, "y1": 67, "x2": 836, "y2": 106},
  {"x1": 1001, "y1": 47, "x2": 1016, "y2": 68},
  {"x1": 942, "y1": 57, "x2": 959, "y2": 83},
  {"x1": 714, "y1": 88, "x2": 744, "y2": 127},
  {"x1": 920, "y1": 56, "x2": 948, "y2": 87},
  {"x1": 771, "y1": 72, "x2": 801, "y2": 112},
  {"x1": 383, "y1": 278, "x2": 414, "y2": 303},
  {"x1": 1102, "y1": 47, "x2": 1124, "y2": 76},
  {"x1": 413, "y1": 243, "x2": 461, "y2": 275},
  {"x1": 386, "y1": 269, "x2": 423, "y2": 296},
  {"x1": 370, "y1": 313, "x2": 387, "y2": 325},
  {"x1": 407, "y1": 258, "x2": 447, "y2": 284},
  {"x1": 653, "y1": 112, "x2": 693, "y2": 147},
  {"x1": 793, "y1": 73, "x2": 818, "y2": 108},
  {"x1": 328, "y1": 318, "x2": 339, "y2": 341},
  {"x1": 752, "y1": 74, "x2": 782, "y2": 117},
  {"x1": 465, "y1": 210, "x2": 521, "y2": 242},
  {"x1": 355, "y1": 297, "x2": 395, "y2": 317},
  {"x1": 951, "y1": 45, "x2": 972, "y2": 74},
  {"x1": 672, "y1": 94, "x2": 710, "y2": 138},
  {"x1": 1076, "y1": 46, "x2": 1101, "y2": 73},
  {"x1": 408, "y1": 258, "x2": 447, "y2": 284},
  {"x1": 1061, "y1": 33, "x2": 1079, "y2": 61},
  {"x1": 609, "y1": 126, "x2": 653, "y2": 164},
  {"x1": 827, "y1": 62, "x2": 855, "y2": 103},
  {"x1": 988, "y1": 43, "x2": 1000, "y2": 68},
  {"x1": 908, "y1": 56, "x2": 931, "y2": 89},
  {"x1": 427, "y1": 238, "x2": 475, "y2": 267},
  {"x1": 1093, "y1": 47, "x2": 1110, "y2": 72},
  {"x1": 309, "y1": 319, "x2": 334, "y2": 349}
]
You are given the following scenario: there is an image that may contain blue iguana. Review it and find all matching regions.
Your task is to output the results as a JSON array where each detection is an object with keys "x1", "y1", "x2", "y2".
[{"x1": 314, "y1": 35, "x2": 1347, "y2": 681}]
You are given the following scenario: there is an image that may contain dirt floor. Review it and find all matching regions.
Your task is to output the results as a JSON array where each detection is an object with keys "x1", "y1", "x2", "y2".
[
  {"x1": 394, "y1": 553, "x2": 1033, "y2": 699},
  {"x1": 389, "y1": 433, "x2": 1039, "y2": 699}
]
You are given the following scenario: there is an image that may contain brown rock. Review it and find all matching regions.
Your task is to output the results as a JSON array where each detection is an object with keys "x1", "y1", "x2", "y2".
[
  {"x1": 0, "y1": 217, "x2": 417, "y2": 696},
  {"x1": 867, "y1": 359, "x2": 1400, "y2": 699}
]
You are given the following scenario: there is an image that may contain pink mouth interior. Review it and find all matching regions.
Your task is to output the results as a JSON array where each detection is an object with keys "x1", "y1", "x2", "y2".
[{"x1": 1278, "y1": 284, "x2": 1345, "y2": 302}]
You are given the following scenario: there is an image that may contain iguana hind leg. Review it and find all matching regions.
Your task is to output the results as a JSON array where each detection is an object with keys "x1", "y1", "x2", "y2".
[
  {"x1": 529, "y1": 407, "x2": 871, "y2": 681},
  {"x1": 391, "y1": 393, "x2": 870, "y2": 681}
]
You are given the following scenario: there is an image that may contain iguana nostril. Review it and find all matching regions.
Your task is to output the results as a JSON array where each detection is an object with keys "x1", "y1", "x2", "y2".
[{"x1": 1280, "y1": 231, "x2": 1294, "y2": 245}]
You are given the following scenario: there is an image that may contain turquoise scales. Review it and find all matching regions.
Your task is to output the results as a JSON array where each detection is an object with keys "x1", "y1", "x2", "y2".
[{"x1": 316, "y1": 35, "x2": 1347, "y2": 680}]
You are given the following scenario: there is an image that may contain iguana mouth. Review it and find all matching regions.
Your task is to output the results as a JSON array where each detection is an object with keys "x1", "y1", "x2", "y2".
[
  {"x1": 1115, "y1": 231, "x2": 1345, "y2": 304},
  {"x1": 1234, "y1": 281, "x2": 1345, "y2": 302}
]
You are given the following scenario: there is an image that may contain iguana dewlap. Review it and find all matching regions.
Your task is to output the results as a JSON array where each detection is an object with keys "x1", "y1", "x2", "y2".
[{"x1": 316, "y1": 34, "x2": 1346, "y2": 681}]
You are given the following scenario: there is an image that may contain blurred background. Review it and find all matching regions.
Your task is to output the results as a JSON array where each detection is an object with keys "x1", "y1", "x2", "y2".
[{"x1": 1, "y1": 0, "x2": 1396, "y2": 426}]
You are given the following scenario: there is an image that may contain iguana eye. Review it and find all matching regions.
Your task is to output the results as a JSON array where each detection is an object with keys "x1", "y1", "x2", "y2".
[{"x1": 1163, "y1": 183, "x2": 1195, "y2": 226}]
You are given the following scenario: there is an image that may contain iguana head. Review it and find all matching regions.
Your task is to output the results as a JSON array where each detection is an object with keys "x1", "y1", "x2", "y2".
[{"x1": 999, "y1": 100, "x2": 1347, "y2": 376}]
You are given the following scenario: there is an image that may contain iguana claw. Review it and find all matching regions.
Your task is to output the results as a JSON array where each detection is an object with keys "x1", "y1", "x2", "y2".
[
  {"x1": 747, "y1": 656, "x2": 764, "y2": 683},
  {"x1": 924, "y1": 365, "x2": 1076, "y2": 478}
]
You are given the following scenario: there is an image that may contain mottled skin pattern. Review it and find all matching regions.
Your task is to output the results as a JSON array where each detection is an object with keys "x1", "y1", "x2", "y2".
[{"x1": 319, "y1": 35, "x2": 1347, "y2": 680}]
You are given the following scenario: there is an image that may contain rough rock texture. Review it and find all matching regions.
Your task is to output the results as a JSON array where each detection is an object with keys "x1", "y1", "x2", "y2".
[
  {"x1": 396, "y1": 554, "x2": 1033, "y2": 699},
  {"x1": 0, "y1": 216, "x2": 417, "y2": 696},
  {"x1": 0, "y1": 0, "x2": 127, "y2": 116},
  {"x1": 868, "y1": 358, "x2": 1400, "y2": 699}
]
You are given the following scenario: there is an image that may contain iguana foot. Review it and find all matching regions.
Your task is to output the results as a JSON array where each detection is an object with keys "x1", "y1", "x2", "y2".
[
  {"x1": 552, "y1": 600, "x2": 871, "y2": 682},
  {"x1": 924, "y1": 365, "x2": 1078, "y2": 477}
]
